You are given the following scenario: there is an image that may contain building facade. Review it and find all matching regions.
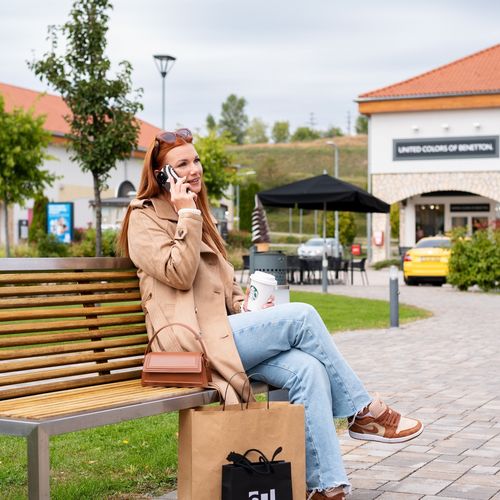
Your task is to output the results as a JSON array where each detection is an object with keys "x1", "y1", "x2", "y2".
[
  {"x1": 1, "y1": 82, "x2": 160, "y2": 246},
  {"x1": 358, "y1": 44, "x2": 500, "y2": 262}
]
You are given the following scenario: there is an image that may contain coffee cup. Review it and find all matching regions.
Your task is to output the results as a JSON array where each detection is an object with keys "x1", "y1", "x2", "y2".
[{"x1": 247, "y1": 271, "x2": 277, "y2": 311}]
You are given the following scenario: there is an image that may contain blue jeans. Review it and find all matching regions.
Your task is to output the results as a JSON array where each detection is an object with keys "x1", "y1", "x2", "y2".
[{"x1": 229, "y1": 302, "x2": 371, "y2": 491}]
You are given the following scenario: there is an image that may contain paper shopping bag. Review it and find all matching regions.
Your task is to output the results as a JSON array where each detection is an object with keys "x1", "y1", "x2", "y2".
[{"x1": 178, "y1": 401, "x2": 305, "y2": 500}]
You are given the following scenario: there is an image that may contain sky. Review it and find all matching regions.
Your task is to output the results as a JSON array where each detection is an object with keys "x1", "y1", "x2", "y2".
[{"x1": 1, "y1": 0, "x2": 500, "y2": 136}]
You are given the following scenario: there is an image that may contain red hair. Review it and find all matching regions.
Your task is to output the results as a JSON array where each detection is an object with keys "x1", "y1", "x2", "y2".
[{"x1": 117, "y1": 133, "x2": 227, "y2": 259}]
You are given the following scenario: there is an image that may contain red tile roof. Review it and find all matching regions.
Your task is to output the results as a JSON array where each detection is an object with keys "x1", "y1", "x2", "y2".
[
  {"x1": 0, "y1": 82, "x2": 160, "y2": 151},
  {"x1": 359, "y1": 44, "x2": 500, "y2": 100}
]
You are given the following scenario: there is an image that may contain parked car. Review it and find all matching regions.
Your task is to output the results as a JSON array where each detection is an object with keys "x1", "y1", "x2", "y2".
[
  {"x1": 297, "y1": 238, "x2": 343, "y2": 259},
  {"x1": 403, "y1": 236, "x2": 451, "y2": 286}
]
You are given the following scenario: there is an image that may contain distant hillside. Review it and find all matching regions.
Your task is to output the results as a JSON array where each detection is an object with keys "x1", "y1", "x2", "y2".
[
  {"x1": 228, "y1": 135, "x2": 368, "y2": 190},
  {"x1": 227, "y1": 135, "x2": 369, "y2": 237}
]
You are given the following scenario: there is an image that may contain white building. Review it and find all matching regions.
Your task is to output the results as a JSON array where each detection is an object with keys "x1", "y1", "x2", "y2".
[
  {"x1": 357, "y1": 44, "x2": 500, "y2": 262},
  {"x1": 1, "y1": 82, "x2": 161, "y2": 246}
]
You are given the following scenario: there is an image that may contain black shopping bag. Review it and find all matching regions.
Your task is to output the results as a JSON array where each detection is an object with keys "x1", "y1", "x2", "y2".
[{"x1": 222, "y1": 447, "x2": 293, "y2": 500}]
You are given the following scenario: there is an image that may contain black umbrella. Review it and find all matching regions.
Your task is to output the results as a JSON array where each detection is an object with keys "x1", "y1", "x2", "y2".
[
  {"x1": 258, "y1": 174, "x2": 390, "y2": 292},
  {"x1": 258, "y1": 173, "x2": 390, "y2": 213}
]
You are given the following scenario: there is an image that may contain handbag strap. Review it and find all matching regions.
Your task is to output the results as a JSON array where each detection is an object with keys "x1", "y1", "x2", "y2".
[{"x1": 144, "y1": 322, "x2": 209, "y2": 358}]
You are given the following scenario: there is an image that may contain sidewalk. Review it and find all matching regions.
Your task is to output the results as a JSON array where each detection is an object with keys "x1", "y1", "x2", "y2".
[
  {"x1": 159, "y1": 269, "x2": 500, "y2": 499},
  {"x1": 297, "y1": 269, "x2": 500, "y2": 499}
]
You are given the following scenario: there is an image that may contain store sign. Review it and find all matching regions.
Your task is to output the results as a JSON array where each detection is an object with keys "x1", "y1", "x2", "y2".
[
  {"x1": 393, "y1": 136, "x2": 499, "y2": 160},
  {"x1": 450, "y1": 203, "x2": 490, "y2": 212}
]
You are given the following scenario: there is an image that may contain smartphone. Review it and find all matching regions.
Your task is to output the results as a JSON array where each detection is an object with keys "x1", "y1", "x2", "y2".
[{"x1": 156, "y1": 165, "x2": 183, "y2": 191}]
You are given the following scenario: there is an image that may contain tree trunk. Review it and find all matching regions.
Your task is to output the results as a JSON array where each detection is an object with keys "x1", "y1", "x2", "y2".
[
  {"x1": 3, "y1": 199, "x2": 10, "y2": 258},
  {"x1": 93, "y1": 173, "x2": 102, "y2": 257}
]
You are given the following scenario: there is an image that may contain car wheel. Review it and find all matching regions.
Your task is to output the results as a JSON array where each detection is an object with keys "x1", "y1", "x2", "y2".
[{"x1": 404, "y1": 276, "x2": 417, "y2": 286}]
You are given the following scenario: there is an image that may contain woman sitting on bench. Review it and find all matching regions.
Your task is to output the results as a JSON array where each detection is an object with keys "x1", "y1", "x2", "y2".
[{"x1": 117, "y1": 128, "x2": 423, "y2": 500}]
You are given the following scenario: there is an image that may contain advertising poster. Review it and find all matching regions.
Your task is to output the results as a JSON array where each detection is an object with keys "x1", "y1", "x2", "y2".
[{"x1": 47, "y1": 202, "x2": 73, "y2": 243}]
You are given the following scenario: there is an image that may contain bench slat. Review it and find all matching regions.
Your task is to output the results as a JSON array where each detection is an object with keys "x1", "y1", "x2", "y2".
[
  {"x1": 0, "y1": 271, "x2": 138, "y2": 284},
  {"x1": 0, "y1": 370, "x2": 142, "y2": 400},
  {"x1": 0, "y1": 358, "x2": 143, "y2": 386},
  {"x1": 0, "y1": 281, "x2": 140, "y2": 297},
  {"x1": 0, "y1": 335, "x2": 148, "y2": 360},
  {"x1": 0, "y1": 346, "x2": 146, "y2": 373},
  {"x1": 0, "y1": 314, "x2": 145, "y2": 335},
  {"x1": 0, "y1": 304, "x2": 143, "y2": 322},
  {"x1": 0, "y1": 292, "x2": 141, "y2": 309},
  {"x1": 0, "y1": 324, "x2": 146, "y2": 348},
  {"x1": 0, "y1": 380, "x2": 203, "y2": 419}
]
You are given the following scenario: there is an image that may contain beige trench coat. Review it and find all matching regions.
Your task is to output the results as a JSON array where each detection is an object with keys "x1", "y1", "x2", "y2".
[{"x1": 127, "y1": 197, "x2": 250, "y2": 404}]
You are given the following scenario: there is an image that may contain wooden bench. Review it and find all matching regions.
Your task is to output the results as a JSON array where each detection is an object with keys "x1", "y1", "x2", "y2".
[{"x1": 0, "y1": 257, "x2": 273, "y2": 499}]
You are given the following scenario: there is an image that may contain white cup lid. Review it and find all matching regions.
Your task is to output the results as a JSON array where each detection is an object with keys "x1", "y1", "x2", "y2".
[{"x1": 250, "y1": 271, "x2": 277, "y2": 286}]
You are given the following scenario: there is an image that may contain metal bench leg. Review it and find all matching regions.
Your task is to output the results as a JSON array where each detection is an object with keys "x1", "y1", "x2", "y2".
[
  {"x1": 27, "y1": 426, "x2": 50, "y2": 500},
  {"x1": 269, "y1": 389, "x2": 289, "y2": 401}
]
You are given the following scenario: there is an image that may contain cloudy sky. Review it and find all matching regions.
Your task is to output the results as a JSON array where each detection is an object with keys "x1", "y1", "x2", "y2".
[{"x1": 1, "y1": 0, "x2": 499, "y2": 135}]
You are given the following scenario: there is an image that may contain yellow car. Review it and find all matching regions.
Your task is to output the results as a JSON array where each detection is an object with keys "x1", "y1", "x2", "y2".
[{"x1": 403, "y1": 236, "x2": 451, "y2": 286}]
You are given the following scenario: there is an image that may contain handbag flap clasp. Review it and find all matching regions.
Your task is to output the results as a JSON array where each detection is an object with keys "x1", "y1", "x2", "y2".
[{"x1": 143, "y1": 352, "x2": 203, "y2": 373}]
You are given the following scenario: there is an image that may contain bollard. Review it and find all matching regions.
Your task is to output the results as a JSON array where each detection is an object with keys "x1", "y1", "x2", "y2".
[{"x1": 389, "y1": 265, "x2": 399, "y2": 328}]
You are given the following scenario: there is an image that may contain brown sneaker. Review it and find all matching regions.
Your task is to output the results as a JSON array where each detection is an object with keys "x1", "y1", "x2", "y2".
[
  {"x1": 348, "y1": 396, "x2": 423, "y2": 443},
  {"x1": 307, "y1": 487, "x2": 346, "y2": 500}
]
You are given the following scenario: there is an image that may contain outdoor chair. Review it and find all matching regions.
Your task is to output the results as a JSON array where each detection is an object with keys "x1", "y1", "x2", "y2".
[
  {"x1": 328, "y1": 257, "x2": 348, "y2": 284},
  {"x1": 349, "y1": 257, "x2": 369, "y2": 285},
  {"x1": 302, "y1": 259, "x2": 322, "y2": 284},
  {"x1": 286, "y1": 255, "x2": 301, "y2": 283}
]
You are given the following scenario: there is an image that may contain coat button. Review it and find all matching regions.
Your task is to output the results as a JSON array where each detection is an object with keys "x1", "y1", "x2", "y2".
[{"x1": 195, "y1": 307, "x2": 198, "y2": 314}]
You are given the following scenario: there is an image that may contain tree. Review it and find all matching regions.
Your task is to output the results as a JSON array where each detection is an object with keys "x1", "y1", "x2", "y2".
[
  {"x1": 390, "y1": 203, "x2": 400, "y2": 239},
  {"x1": 271, "y1": 121, "x2": 290, "y2": 143},
  {"x1": 323, "y1": 126, "x2": 344, "y2": 138},
  {"x1": 205, "y1": 113, "x2": 217, "y2": 133},
  {"x1": 0, "y1": 96, "x2": 56, "y2": 256},
  {"x1": 29, "y1": 0, "x2": 143, "y2": 256},
  {"x1": 326, "y1": 211, "x2": 357, "y2": 247},
  {"x1": 218, "y1": 94, "x2": 248, "y2": 144},
  {"x1": 291, "y1": 126, "x2": 321, "y2": 142},
  {"x1": 195, "y1": 132, "x2": 234, "y2": 202},
  {"x1": 28, "y1": 195, "x2": 49, "y2": 244},
  {"x1": 245, "y1": 118, "x2": 268, "y2": 144},
  {"x1": 355, "y1": 115, "x2": 368, "y2": 134},
  {"x1": 239, "y1": 181, "x2": 261, "y2": 232}
]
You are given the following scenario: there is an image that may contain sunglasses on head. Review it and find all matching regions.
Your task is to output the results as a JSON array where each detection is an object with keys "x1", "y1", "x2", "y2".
[{"x1": 153, "y1": 128, "x2": 193, "y2": 163}]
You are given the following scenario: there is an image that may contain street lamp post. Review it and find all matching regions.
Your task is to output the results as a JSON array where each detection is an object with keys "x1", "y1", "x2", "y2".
[
  {"x1": 153, "y1": 54, "x2": 176, "y2": 130},
  {"x1": 326, "y1": 141, "x2": 340, "y2": 258}
]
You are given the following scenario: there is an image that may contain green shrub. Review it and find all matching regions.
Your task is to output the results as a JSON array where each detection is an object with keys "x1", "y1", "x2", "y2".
[
  {"x1": 70, "y1": 228, "x2": 117, "y2": 257},
  {"x1": 35, "y1": 231, "x2": 69, "y2": 257},
  {"x1": 226, "y1": 230, "x2": 252, "y2": 249},
  {"x1": 28, "y1": 195, "x2": 48, "y2": 244},
  {"x1": 13, "y1": 244, "x2": 38, "y2": 257},
  {"x1": 448, "y1": 228, "x2": 500, "y2": 291},
  {"x1": 372, "y1": 258, "x2": 401, "y2": 270}
]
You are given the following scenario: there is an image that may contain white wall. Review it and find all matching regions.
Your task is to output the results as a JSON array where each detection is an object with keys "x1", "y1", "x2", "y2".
[
  {"x1": 370, "y1": 108, "x2": 500, "y2": 174},
  {"x1": 8, "y1": 142, "x2": 144, "y2": 245}
]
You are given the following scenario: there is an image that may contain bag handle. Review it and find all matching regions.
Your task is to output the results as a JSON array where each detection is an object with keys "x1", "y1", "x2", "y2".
[
  {"x1": 226, "y1": 450, "x2": 271, "y2": 475},
  {"x1": 244, "y1": 446, "x2": 282, "y2": 463},
  {"x1": 226, "y1": 447, "x2": 283, "y2": 475},
  {"x1": 145, "y1": 322, "x2": 209, "y2": 359},
  {"x1": 223, "y1": 372, "x2": 270, "y2": 410}
]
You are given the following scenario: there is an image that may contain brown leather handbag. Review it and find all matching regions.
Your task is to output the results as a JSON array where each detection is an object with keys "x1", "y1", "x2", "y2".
[{"x1": 141, "y1": 322, "x2": 212, "y2": 388}]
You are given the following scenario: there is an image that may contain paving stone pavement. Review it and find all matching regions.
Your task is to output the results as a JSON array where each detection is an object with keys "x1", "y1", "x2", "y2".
[{"x1": 157, "y1": 269, "x2": 500, "y2": 499}]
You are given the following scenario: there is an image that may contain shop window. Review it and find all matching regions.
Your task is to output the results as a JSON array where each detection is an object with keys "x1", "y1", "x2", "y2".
[{"x1": 416, "y1": 204, "x2": 444, "y2": 239}]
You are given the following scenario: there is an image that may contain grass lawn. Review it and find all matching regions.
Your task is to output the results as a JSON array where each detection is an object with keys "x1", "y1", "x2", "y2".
[{"x1": 0, "y1": 293, "x2": 430, "y2": 499}]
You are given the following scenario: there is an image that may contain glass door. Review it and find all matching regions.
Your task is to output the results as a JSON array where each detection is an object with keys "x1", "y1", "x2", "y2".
[{"x1": 416, "y1": 204, "x2": 445, "y2": 239}]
